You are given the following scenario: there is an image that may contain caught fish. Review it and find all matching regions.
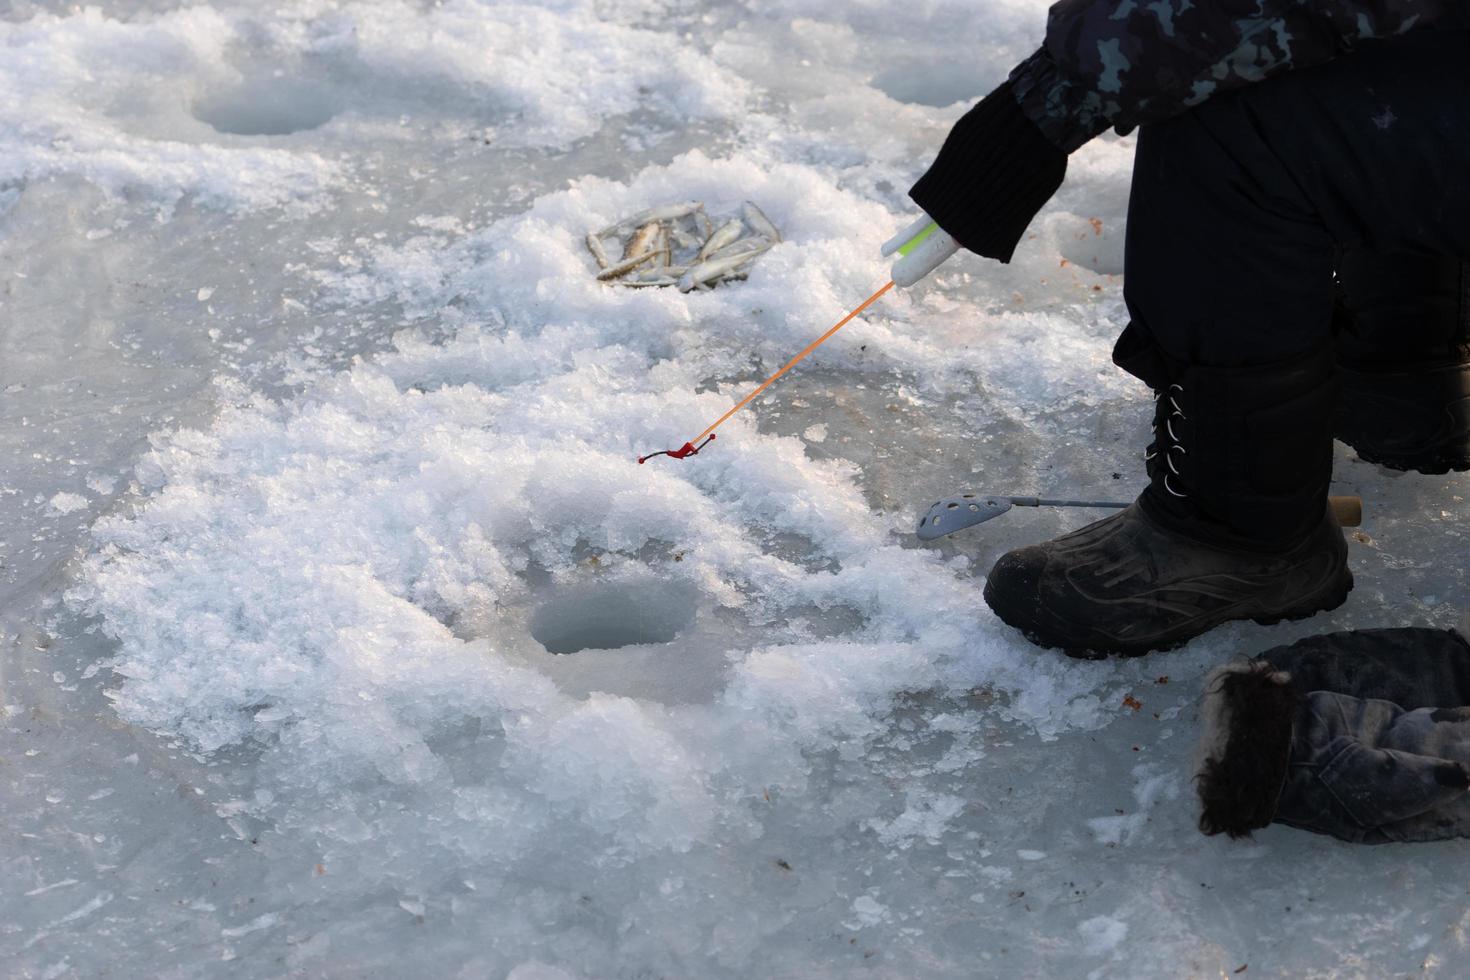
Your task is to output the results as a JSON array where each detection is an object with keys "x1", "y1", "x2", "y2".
[
  {"x1": 741, "y1": 201, "x2": 781, "y2": 243},
  {"x1": 589, "y1": 200, "x2": 780, "y2": 289},
  {"x1": 669, "y1": 216, "x2": 703, "y2": 251},
  {"x1": 614, "y1": 275, "x2": 681, "y2": 288},
  {"x1": 697, "y1": 219, "x2": 745, "y2": 261},
  {"x1": 706, "y1": 235, "x2": 769, "y2": 260},
  {"x1": 622, "y1": 222, "x2": 661, "y2": 262},
  {"x1": 597, "y1": 201, "x2": 702, "y2": 239},
  {"x1": 585, "y1": 232, "x2": 610, "y2": 269},
  {"x1": 678, "y1": 240, "x2": 772, "y2": 292},
  {"x1": 597, "y1": 248, "x2": 661, "y2": 281}
]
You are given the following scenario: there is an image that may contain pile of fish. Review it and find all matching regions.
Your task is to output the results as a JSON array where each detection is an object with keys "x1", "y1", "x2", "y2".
[{"x1": 586, "y1": 200, "x2": 781, "y2": 292}]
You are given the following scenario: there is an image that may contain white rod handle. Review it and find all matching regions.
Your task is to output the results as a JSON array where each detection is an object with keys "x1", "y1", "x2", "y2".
[
  {"x1": 882, "y1": 214, "x2": 961, "y2": 287},
  {"x1": 891, "y1": 227, "x2": 959, "y2": 287}
]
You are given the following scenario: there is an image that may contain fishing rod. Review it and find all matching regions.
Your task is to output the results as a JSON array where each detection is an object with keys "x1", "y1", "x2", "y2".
[{"x1": 637, "y1": 215, "x2": 958, "y2": 463}]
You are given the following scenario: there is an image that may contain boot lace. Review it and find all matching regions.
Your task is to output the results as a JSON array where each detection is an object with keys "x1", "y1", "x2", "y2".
[{"x1": 1143, "y1": 384, "x2": 1188, "y2": 498}]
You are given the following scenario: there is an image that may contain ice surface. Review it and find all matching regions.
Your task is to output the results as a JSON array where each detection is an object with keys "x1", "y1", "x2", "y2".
[{"x1": 2, "y1": 1, "x2": 1469, "y2": 977}]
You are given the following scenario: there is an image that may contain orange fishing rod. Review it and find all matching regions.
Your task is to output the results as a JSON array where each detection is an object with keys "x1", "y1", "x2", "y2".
[{"x1": 637, "y1": 280, "x2": 896, "y2": 463}]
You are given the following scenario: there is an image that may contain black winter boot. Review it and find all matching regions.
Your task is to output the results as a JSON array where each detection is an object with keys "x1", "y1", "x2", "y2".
[
  {"x1": 983, "y1": 332, "x2": 1353, "y2": 658},
  {"x1": 1333, "y1": 250, "x2": 1470, "y2": 474}
]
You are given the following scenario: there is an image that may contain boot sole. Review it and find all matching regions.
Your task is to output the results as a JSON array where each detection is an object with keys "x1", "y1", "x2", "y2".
[
  {"x1": 993, "y1": 566, "x2": 1355, "y2": 661},
  {"x1": 1347, "y1": 446, "x2": 1470, "y2": 475},
  {"x1": 1249, "y1": 566, "x2": 1355, "y2": 627}
]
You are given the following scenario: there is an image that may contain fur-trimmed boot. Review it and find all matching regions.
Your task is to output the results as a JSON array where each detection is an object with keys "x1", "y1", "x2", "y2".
[
  {"x1": 982, "y1": 329, "x2": 1352, "y2": 657},
  {"x1": 1333, "y1": 250, "x2": 1470, "y2": 474}
]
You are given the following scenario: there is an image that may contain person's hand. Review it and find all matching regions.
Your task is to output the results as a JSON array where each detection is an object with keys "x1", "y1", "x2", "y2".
[{"x1": 881, "y1": 214, "x2": 960, "y2": 287}]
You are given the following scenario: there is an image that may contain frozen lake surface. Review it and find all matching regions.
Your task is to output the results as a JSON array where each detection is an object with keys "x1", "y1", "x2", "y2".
[{"x1": 2, "y1": 1, "x2": 1468, "y2": 976}]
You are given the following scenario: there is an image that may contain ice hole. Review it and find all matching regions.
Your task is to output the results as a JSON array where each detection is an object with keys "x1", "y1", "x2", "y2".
[
  {"x1": 530, "y1": 578, "x2": 698, "y2": 655},
  {"x1": 869, "y1": 61, "x2": 992, "y2": 108},
  {"x1": 194, "y1": 76, "x2": 341, "y2": 136}
]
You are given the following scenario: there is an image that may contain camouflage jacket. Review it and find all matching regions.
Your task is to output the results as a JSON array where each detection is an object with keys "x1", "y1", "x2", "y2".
[{"x1": 1012, "y1": 0, "x2": 1470, "y2": 152}]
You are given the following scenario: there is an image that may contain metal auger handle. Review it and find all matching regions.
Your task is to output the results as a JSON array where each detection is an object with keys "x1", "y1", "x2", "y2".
[{"x1": 916, "y1": 494, "x2": 1127, "y2": 540}]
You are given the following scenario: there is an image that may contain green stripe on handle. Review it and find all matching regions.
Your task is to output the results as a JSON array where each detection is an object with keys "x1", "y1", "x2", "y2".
[{"x1": 895, "y1": 221, "x2": 938, "y2": 257}]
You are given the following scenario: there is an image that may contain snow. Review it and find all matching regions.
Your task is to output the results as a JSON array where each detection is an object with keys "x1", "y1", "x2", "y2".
[
  {"x1": 1078, "y1": 915, "x2": 1129, "y2": 955},
  {"x1": 46, "y1": 492, "x2": 87, "y2": 514},
  {"x1": 1, "y1": 0, "x2": 1468, "y2": 977},
  {"x1": 1085, "y1": 763, "x2": 1181, "y2": 847}
]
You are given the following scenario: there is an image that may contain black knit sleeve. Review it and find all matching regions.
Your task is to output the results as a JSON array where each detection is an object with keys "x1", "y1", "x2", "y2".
[{"x1": 908, "y1": 81, "x2": 1067, "y2": 264}]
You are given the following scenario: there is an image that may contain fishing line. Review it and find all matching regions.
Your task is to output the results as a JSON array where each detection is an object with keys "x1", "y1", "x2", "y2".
[{"x1": 637, "y1": 279, "x2": 896, "y2": 464}]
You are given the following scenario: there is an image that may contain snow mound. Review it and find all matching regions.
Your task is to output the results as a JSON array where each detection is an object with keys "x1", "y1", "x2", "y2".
[
  {"x1": 70, "y1": 150, "x2": 1122, "y2": 872},
  {"x1": 318, "y1": 147, "x2": 1140, "y2": 420},
  {"x1": 0, "y1": 6, "x2": 339, "y2": 212},
  {"x1": 0, "y1": 0, "x2": 750, "y2": 212}
]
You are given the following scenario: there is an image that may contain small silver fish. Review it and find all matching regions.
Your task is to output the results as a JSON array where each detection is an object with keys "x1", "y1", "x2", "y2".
[
  {"x1": 585, "y1": 233, "x2": 610, "y2": 269},
  {"x1": 633, "y1": 264, "x2": 679, "y2": 282},
  {"x1": 697, "y1": 219, "x2": 744, "y2": 261},
  {"x1": 741, "y1": 201, "x2": 781, "y2": 243},
  {"x1": 706, "y1": 235, "x2": 769, "y2": 261},
  {"x1": 622, "y1": 222, "x2": 661, "y2": 262},
  {"x1": 678, "y1": 240, "x2": 772, "y2": 292},
  {"x1": 597, "y1": 248, "x2": 660, "y2": 282},
  {"x1": 670, "y1": 217, "x2": 703, "y2": 251},
  {"x1": 614, "y1": 276, "x2": 681, "y2": 288},
  {"x1": 597, "y1": 202, "x2": 703, "y2": 239}
]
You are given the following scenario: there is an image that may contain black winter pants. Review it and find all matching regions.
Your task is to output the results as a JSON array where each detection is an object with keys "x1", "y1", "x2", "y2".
[{"x1": 1122, "y1": 29, "x2": 1470, "y2": 371}]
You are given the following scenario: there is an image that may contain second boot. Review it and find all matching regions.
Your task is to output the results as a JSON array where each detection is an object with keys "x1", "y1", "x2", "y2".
[
  {"x1": 983, "y1": 329, "x2": 1352, "y2": 658},
  {"x1": 1333, "y1": 249, "x2": 1470, "y2": 474}
]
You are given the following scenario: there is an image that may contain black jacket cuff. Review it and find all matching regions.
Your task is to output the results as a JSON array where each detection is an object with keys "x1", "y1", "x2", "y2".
[{"x1": 909, "y1": 80, "x2": 1068, "y2": 263}]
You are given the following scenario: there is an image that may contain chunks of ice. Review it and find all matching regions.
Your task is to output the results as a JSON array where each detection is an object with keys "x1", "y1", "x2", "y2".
[
  {"x1": 47, "y1": 493, "x2": 87, "y2": 515},
  {"x1": 1078, "y1": 915, "x2": 1128, "y2": 955},
  {"x1": 847, "y1": 894, "x2": 889, "y2": 928}
]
